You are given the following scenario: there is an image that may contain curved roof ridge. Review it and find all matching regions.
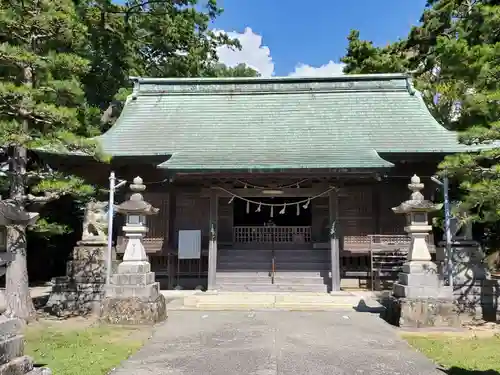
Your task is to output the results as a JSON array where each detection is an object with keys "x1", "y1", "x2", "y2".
[
  {"x1": 131, "y1": 74, "x2": 412, "y2": 97},
  {"x1": 130, "y1": 73, "x2": 410, "y2": 85}
]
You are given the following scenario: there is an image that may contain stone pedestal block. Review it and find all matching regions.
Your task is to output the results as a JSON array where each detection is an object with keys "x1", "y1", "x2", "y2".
[
  {"x1": 382, "y1": 297, "x2": 461, "y2": 328},
  {"x1": 393, "y1": 261, "x2": 451, "y2": 299},
  {"x1": 0, "y1": 317, "x2": 51, "y2": 375},
  {"x1": 45, "y1": 245, "x2": 118, "y2": 316},
  {"x1": 100, "y1": 261, "x2": 167, "y2": 325},
  {"x1": 100, "y1": 295, "x2": 166, "y2": 325},
  {"x1": 436, "y1": 242, "x2": 499, "y2": 319}
]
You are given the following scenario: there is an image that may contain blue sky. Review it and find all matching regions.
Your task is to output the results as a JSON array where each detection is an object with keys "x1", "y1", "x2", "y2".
[{"x1": 213, "y1": 0, "x2": 428, "y2": 76}]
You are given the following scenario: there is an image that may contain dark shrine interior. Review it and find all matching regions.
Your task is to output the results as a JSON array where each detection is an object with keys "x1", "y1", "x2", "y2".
[{"x1": 233, "y1": 197, "x2": 312, "y2": 226}]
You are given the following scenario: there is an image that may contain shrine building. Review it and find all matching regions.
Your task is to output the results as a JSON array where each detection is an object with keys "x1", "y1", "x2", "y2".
[{"x1": 51, "y1": 73, "x2": 470, "y2": 292}]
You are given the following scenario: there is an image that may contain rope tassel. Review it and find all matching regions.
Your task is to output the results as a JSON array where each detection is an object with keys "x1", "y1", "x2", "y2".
[{"x1": 279, "y1": 204, "x2": 286, "y2": 215}]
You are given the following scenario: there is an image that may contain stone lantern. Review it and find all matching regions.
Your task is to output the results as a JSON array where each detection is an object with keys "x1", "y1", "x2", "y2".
[
  {"x1": 390, "y1": 175, "x2": 457, "y2": 328},
  {"x1": 392, "y1": 174, "x2": 442, "y2": 264},
  {"x1": 115, "y1": 177, "x2": 158, "y2": 264},
  {"x1": 100, "y1": 176, "x2": 167, "y2": 325}
]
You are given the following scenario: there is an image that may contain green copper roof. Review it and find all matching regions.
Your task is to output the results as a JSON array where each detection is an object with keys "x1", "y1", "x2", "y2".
[{"x1": 98, "y1": 74, "x2": 467, "y2": 171}]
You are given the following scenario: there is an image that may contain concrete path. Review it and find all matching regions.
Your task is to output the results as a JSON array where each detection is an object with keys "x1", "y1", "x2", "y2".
[{"x1": 110, "y1": 310, "x2": 442, "y2": 375}]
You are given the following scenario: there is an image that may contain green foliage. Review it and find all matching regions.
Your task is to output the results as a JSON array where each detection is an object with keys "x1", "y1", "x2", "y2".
[
  {"x1": 0, "y1": 0, "x2": 250, "y2": 235},
  {"x1": 0, "y1": 0, "x2": 102, "y2": 235},
  {"x1": 341, "y1": 30, "x2": 409, "y2": 74},
  {"x1": 341, "y1": 1, "x2": 500, "y2": 227},
  {"x1": 79, "y1": 0, "x2": 247, "y2": 112},
  {"x1": 207, "y1": 63, "x2": 260, "y2": 77}
]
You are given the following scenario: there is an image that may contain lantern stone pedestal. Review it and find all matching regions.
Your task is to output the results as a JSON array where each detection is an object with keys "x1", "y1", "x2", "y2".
[
  {"x1": 437, "y1": 240, "x2": 495, "y2": 320},
  {"x1": 45, "y1": 241, "x2": 119, "y2": 317},
  {"x1": 46, "y1": 199, "x2": 120, "y2": 316},
  {"x1": 385, "y1": 175, "x2": 459, "y2": 328},
  {"x1": 100, "y1": 177, "x2": 166, "y2": 325}
]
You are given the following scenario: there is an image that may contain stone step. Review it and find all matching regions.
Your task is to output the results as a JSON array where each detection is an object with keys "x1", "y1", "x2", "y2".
[
  {"x1": 217, "y1": 254, "x2": 329, "y2": 262},
  {"x1": 217, "y1": 261, "x2": 330, "y2": 271},
  {"x1": 216, "y1": 271, "x2": 332, "y2": 277},
  {"x1": 218, "y1": 249, "x2": 329, "y2": 256},
  {"x1": 216, "y1": 283, "x2": 329, "y2": 293},
  {"x1": 216, "y1": 274, "x2": 329, "y2": 285},
  {"x1": 177, "y1": 291, "x2": 377, "y2": 311}
]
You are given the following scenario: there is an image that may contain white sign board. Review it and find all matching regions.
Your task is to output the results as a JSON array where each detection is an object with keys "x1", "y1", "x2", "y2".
[{"x1": 178, "y1": 230, "x2": 202, "y2": 259}]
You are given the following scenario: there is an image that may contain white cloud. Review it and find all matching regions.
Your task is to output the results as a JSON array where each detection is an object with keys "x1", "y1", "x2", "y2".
[
  {"x1": 215, "y1": 27, "x2": 275, "y2": 77},
  {"x1": 289, "y1": 61, "x2": 345, "y2": 77},
  {"x1": 215, "y1": 27, "x2": 345, "y2": 78}
]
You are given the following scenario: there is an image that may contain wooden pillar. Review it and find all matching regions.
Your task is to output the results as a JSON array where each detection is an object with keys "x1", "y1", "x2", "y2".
[
  {"x1": 207, "y1": 191, "x2": 218, "y2": 290},
  {"x1": 167, "y1": 187, "x2": 177, "y2": 290},
  {"x1": 329, "y1": 190, "x2": 341, "y2": 292},
  {"x1": 372, "y1": 183, "x2": 381, "y2": 234}
]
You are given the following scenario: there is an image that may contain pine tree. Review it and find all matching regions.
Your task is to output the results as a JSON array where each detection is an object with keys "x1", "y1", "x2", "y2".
[{"x1": 0, "y1": 0, "x2": 100, "y2": 321}]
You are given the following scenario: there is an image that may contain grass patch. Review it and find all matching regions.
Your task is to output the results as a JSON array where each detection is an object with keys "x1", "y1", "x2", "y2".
[
  {"x1": 404, "y1": 334, "x2": 500, "y2": 374},
  {"x1": 24, "y1": 322, "x2": 149, "y2": 375}
]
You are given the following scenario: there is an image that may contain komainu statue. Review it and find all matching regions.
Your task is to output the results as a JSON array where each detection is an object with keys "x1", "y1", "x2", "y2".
[{"x1": 81, "y1": 200, "x2": 109, "y2": 243}]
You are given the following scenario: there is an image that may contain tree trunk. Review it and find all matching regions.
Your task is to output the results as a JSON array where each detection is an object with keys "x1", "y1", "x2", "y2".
[
  {"x1": 5, "y1": 224, "x2": 34, "y2": 322},
  {"x1": 5, "y1": 64, "x2": 35, "y2": 322},
  {"x1": 6, "y1": 146, "x2": 35, "y2": 322}
]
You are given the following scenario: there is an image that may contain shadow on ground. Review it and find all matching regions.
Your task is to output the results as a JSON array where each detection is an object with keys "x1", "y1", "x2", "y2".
[
  {"x1": 353, "y1": 299, "x2": 385, "y2": 314},
  {"x1": 442, "y1": 368, "x2": 500, "y2": 375}
]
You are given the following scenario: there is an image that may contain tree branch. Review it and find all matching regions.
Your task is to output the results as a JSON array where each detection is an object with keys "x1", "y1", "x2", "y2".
[{"x1": 24, "y1": 192, "x2": 62, "y2": 203}]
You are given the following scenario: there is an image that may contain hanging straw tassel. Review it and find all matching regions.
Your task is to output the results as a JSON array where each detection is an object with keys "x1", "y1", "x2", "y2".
[
  {"x1": 270, "y1": 205, "x2": 274, "y2": 218},
  {"x1": 256, "y1": 203, "x2": 261, "y2": 212},
  {"x1": 296, "y1": 203, "x2": 300, "y2": 216},
  {"x1": 246, "y1": 200, "x2": 250, "y2": 214},
  {"x1": 279, "y1": 204, "x2": 286, "y2": 215}
]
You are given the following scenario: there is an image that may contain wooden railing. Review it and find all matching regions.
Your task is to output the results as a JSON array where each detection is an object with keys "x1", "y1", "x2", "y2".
[
  {"x1": 342, "y1": 234, "x2": 436, "y2": 253},
  {"x1": 232, "y1": 226, "x2": 312, "y2": 244}
]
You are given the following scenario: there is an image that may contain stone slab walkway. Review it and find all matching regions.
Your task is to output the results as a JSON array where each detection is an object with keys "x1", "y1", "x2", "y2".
[{"x1": 110, "y1": 310, "x2": 443, "y2": 375}]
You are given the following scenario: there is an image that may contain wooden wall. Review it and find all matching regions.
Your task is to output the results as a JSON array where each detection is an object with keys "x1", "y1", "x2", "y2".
[
  {"x1": 311, "y1": 196, "x2": 330, "y2": 242},
  {"x1": 337, "y1": 185, "x2": 376, "y2": 237},
  {"x1": 173, "y1": 191, "x2": 210, "y2": 248},
  {"x1": 116, "y1": 175, "x2": 436, "y2": 253}
]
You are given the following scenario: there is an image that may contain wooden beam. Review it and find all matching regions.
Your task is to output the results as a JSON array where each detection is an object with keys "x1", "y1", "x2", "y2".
[{"x1": 206, "y1": 186, "x2": 332, "y2": 198}]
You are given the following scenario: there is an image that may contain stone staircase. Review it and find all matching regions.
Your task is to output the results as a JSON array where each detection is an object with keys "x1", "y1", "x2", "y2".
[{"x1": 216, "y1": 248, "x2": 331, "y2": 292}]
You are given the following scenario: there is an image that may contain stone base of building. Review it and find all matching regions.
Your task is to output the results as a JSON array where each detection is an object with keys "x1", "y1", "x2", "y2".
[
  {"x1": 0, "y1": 317, "x2": 51, "y2": 374},
  {"x1": 382, "y1": 296, "x2": 462, "y2": 328},
  {"x1": 99, "y1": 294, "x2": 167, "y2": 325},
  {"x1": 45, "y1": 244, "x2": 117, "y2": 317}
]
